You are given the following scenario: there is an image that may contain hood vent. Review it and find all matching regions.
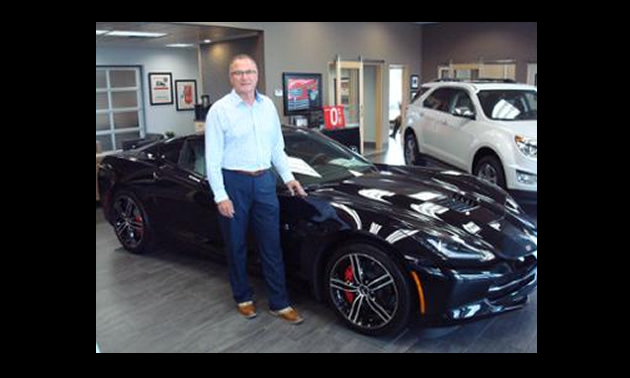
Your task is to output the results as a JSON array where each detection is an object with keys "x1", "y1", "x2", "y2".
[{"x1": 436, "y1": 193, "x2": 479, "y2": 213}]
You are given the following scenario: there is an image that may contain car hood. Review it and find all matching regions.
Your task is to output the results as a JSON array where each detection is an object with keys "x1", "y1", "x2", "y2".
[
  {"x1": 309, "y1": 169, "x2": 537, "y2": 260},
  {"x1": 495, "y1": 120, "x2": 537, "y2": 138}
]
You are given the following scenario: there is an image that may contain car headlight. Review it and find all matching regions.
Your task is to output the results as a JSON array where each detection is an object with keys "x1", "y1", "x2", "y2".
[
  {"x1": 426, "y1": 237, "x2": 496, "y2": 263},
  {"x1": 515, "y1": 136, "x2": 537, "y2": 158}
]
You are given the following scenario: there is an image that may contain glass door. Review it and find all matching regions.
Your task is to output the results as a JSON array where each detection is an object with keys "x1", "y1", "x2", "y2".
[{"x1": 329, "y1": 57, "x2": 363, "y2": 153}]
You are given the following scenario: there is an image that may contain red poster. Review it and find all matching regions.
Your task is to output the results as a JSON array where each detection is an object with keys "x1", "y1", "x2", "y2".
[{"x1": 323, "y1": 106, "x2": 345, "y2": 130}]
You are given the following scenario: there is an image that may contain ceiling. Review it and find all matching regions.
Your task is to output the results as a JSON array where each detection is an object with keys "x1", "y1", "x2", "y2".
[
  {"x1": 96, "y1": 22, "x2": 260, "y2": 48},
  {"x1": 96, "y1": 22, "x2": 434, "y2": 48}
]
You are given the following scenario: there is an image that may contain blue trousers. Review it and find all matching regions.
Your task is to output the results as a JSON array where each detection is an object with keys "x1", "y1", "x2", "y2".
[{"x1": 218, "y1": 169, "x2": 290, "y2": 311}]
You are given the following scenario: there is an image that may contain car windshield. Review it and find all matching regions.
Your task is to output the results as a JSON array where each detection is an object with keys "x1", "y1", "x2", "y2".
[
  {"x1": 477, "y1": 90, "x2": 537, "y2": 121},
  {"x1": 282, "y1": 128, "x2": 378, "y2": 187}
]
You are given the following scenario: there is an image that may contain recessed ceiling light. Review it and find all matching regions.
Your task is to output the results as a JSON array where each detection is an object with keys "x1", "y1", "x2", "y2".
[
  {"x1": 107, "y1": 31, "x2": 167, "y2": 38},
  {"x1": 165, "y1": 43, "x2": 195, "y2": 48}
]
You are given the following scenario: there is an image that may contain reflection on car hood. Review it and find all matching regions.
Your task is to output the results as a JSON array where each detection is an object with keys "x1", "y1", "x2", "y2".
[{"x1": 309, "y1": 169, "x2": 536, "y2": 259}]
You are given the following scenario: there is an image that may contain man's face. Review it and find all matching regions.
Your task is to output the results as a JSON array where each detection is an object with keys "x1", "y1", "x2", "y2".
[{"x1": 230, "y1": 58, "x2": 258, "y2": 95}]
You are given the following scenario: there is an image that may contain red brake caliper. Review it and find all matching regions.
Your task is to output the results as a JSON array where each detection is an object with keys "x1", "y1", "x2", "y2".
[
  {"x1": 135, "y1": 213, "x2": 143, "y2": 236},
  {"x1": 343, "y1": 265, "x2": 355, "y2": 303}
]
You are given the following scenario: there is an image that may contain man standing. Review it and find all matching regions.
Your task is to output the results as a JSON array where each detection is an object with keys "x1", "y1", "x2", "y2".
[{"x1": 205, "y1": 54, "x2": 306, "y2": 324}]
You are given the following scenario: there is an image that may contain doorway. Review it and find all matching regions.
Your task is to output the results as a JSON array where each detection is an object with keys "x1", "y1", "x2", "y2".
[
  {"x1": 388, "y1": 65, "x2": 404, "y2": 142},
  {"x1": 329, "y1": 59, "x2": 363, "y2": 153},
  {"x1": 328, "y1": 57, "x2": 384, "y2": 155}
]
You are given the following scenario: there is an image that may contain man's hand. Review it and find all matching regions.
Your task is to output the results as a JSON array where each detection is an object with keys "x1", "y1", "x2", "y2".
[
  {"x1": 286, "y1": 180, "x2": 307, "y2": 197},
  {"x1": 217, "y1": 199, "x2": 235, "y2": 218}
]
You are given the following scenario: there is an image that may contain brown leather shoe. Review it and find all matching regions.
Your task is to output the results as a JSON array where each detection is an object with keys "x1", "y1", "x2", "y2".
[
  {"x1": 237, "y1": 301, "x2": 257, "y2": 319},
  {"x1": 270, "y1": 307, "x2": 304, "y2": 325}
]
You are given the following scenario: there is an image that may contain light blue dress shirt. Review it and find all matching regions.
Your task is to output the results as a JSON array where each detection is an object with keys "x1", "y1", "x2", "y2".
[{"x1": 205, "y1": 90, "x2": 295, "y2": 203}]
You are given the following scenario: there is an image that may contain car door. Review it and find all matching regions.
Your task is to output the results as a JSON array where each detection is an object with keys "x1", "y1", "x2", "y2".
[
  {"x1": 420, "y1": 87, "x2": 453, "y2": 161},
  {"x1": 433, "y1": 88, "x2": 477, "y2": 170},
  {"x1": 152, "y1": 137, "x2": 223, "y2": 246},
  {"x1": 144, "y1": 138, "x2": 185, "y2": 228}
]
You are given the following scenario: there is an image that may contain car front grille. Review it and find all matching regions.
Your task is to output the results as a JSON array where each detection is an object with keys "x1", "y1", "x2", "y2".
[{"x1": 488, "y1": 256, "x2": 537, "y2": 301}]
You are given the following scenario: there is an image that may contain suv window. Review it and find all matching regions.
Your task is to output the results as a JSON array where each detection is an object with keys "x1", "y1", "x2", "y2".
[
  {"x1": 411, "y1": 86, "x2": 432, "y2": 104},
  {"x1": 423, "y1": 88, "x2": 453, "y2": 112},
  {"x1": 477, "y1": 90, "x2": 537, "y2": 121},
  {"x1": 449, "y1": 89, "x2": 474, "y2": 115}
]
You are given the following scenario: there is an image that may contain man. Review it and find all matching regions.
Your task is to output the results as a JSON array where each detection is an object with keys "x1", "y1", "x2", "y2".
[{"x1": 205, "y1": 54, "x2": 306, "y2": 324}]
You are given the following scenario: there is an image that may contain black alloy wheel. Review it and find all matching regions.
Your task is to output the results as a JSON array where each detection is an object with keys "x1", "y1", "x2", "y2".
[
  {"x1": 111, "y1": 191, "x2": 154, "y2": 254},
  {"x1": 326, "y1": 243, "x2": 413, "y2": 336}
]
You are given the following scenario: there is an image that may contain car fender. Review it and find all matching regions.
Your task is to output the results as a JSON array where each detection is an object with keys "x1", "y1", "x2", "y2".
[{"x1": 468, "y1": 126, "x2": 517, "y2": 173}]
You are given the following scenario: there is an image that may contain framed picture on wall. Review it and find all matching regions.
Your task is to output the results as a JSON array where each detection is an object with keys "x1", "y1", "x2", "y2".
[
  {"x1": 148, "y1": 72, "x2": 173, "y2": 105},
  {"x1": 410, "y1": 74, "x2": 420, "y2": 90},
  {"x1": 175, "y1": 80, "x2": 198, "y2": 111},
  {"x1": 282, "y1": 72, "x2": 323, "y2": 116}
]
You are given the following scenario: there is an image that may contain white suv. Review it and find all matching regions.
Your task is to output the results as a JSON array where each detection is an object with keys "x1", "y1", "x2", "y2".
[{"x1": 403, "y1": 79, "x2": 537, "y2": 200}]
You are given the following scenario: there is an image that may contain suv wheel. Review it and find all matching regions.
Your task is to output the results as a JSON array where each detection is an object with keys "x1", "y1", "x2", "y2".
[
  {"x1": 474, "y1": 155, "x2": 506, "y2": 190},
  {"x1": 404, "y1": 133, "x2": 420, "y2": 165}
]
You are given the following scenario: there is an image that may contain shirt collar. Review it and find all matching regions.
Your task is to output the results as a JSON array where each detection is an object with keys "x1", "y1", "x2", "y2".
[{"x1": 229, "y1": 89, "x2": 262, "y2": 106}]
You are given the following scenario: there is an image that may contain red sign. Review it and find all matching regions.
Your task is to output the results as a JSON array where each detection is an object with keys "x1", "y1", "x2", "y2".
[{"x1": 323, "y1": 106, "x2": 346, "y2": 130}]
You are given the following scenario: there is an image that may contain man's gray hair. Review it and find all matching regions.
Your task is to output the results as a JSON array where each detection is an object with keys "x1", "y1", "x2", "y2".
[{"x1": 229, "y1": 54, "x2": 257, "y2": 74}]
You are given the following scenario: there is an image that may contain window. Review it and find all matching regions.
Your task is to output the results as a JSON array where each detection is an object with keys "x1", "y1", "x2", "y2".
[
  {"x1": 160, "y1": 139, "x2": 185, "y2": 165},
  {"x1": 477, "y1": 90, "x2": 538, "y2": 121},
  {"x1": 450, "y1": 90, "x2": 473, "y2": 114},
  {"x1": 96, "y1": 67, "x2": 145, "y2": 152},
  {"x1": 178, "y1": 138, "x2": 206, "y2": 176},
  {"x1": 423, "y1": 88, "x2": 453, "y2": 112},
  {"x1": 438, "y1": 61, "x2": 516, "y2": 81}
]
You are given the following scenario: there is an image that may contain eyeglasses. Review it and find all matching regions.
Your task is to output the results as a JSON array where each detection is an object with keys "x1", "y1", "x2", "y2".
[{"x1": 231, "y1": 70, "x2": 257, "y2": 77}]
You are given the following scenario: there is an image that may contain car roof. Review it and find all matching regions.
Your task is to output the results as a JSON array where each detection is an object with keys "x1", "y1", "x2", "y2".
[{"x1": 422, "y1": 80, "x2": 536, "y2": 92}]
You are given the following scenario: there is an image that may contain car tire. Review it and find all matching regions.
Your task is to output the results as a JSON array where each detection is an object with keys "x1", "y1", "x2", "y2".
[
  {"x1": 404, "y1": 133, "x2": 420, "y2": 165},
  {"x1": 110, "y1": 190, "x2": 155, "y2": 254},
  {"x1": 474, "y1": 155, "x2": 507, "y2": 190},
  {"x1": 325, "y1": 243, "x2": 413, "y2": 336}
]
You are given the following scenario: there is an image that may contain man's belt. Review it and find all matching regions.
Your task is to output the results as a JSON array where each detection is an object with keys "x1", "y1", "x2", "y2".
[{"x1": 227, "y1": 169, "x2": 269, "y2": 177}]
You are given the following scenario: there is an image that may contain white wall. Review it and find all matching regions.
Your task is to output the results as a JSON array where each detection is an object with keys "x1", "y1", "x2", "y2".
[{"x1": 96, "y1": 46, "x2": 200, "y2": 137}]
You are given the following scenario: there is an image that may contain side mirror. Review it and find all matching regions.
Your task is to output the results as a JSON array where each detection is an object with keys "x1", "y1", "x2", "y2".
[{"x1": 454, "y1": 106, "x2": 475, "y2": 119}]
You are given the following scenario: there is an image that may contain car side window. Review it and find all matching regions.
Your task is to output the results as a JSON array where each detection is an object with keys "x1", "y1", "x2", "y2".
[
  {"x1": 423, "y1": 88, "x2": 452, "y2": 112},
  {"x1": 449, "y1": 90, "x2": 474, "y2": 115},
  {"x1": 178, "y1": 138, "x2": 206, "y2": 177},
  {"x1": 160, "y1": 139, "x2": 185, "y2": 165}
]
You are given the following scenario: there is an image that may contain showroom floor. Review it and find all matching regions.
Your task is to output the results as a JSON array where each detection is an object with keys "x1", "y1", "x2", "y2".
[{"x1": 96, "y1": 136, "x2": 537, "y2": 353}]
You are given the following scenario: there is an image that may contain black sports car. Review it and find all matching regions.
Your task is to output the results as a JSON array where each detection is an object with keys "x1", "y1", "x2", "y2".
[{"x1": 98, "y1": 126, "x2": 537, "y2": 336}]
